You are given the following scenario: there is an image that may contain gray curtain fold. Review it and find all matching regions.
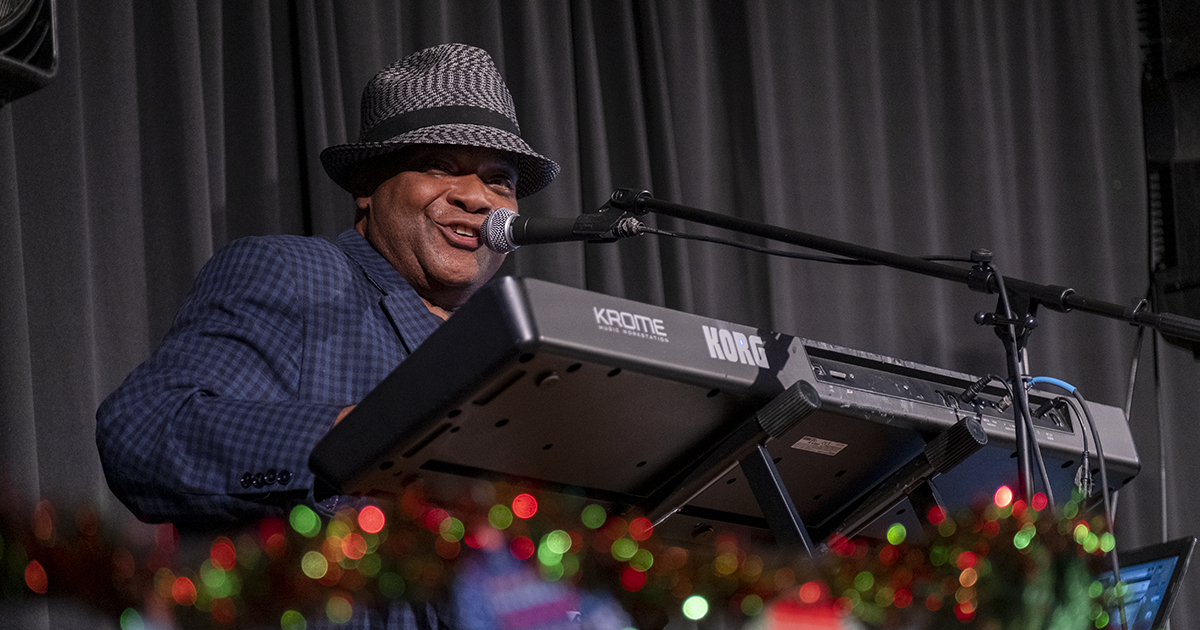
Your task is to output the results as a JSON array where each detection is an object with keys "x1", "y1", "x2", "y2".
[{"x1": 2, "y1": 0, "x2": 1198, "y2": 625}]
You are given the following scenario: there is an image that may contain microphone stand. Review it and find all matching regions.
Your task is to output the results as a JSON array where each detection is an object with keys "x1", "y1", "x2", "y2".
[{"x1": 601, "y1": 188, "x2": 1200, "y2": 504}]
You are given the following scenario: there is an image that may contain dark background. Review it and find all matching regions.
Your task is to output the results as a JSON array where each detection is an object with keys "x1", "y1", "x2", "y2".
[{"x1": 2, "y1": 1, "x2": 1197, "y2": 627}]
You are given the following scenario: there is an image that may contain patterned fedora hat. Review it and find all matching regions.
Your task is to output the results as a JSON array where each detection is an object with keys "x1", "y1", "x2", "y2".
[{"x1": 320, "y1": 43, "x2": 559, "y2": 199}]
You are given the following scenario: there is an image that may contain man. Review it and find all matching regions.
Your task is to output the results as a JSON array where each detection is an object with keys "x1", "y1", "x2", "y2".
[{"x1": 96, "y1": 42, "x2": 558, "y2": 526}]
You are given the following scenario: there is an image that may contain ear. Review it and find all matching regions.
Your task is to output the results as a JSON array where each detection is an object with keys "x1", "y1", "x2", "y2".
[{"x1": 354, "y1": 196, "x2": 370, "y2": 225}]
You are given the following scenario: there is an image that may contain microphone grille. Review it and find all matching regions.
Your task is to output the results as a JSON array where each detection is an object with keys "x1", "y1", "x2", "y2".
[{"x1": 481, "y1": 207, "x2": 518, "y2": 253}]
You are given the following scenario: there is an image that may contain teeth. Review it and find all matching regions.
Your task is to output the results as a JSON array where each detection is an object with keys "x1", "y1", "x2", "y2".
[{"x1": 454, "y1": 226, "x2": 478, "y2": 238}]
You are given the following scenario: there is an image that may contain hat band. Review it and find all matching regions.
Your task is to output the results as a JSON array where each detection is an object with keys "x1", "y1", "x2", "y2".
[{"x1": 362, "y1": 105, "x2": 520, "y2": 143}]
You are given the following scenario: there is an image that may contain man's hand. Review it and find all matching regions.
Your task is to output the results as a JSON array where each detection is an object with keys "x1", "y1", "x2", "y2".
[{"x1": 335, "y1": 405, "x2": 356, "y2": 426}]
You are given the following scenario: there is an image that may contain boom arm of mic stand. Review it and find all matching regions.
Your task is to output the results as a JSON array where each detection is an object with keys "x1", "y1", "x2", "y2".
[{"x1": 606, "y1": 188, "x2": 1200, "y2": 342}]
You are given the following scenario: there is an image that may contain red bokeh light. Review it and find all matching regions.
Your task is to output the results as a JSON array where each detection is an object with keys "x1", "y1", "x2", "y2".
[
  {"x1": 342, "y1": 533, "x2": 368, "y2": 560},
  {"x1": 172, "y1": 576, "x2": 198, "y2": 606},
  {"x1": 423, "y1": 508, "x2": 449, "y2": 532},
  {"x1": 24, "y1": 561, "x2": 47, "y2": 594},
  {"x1": 512, "y1": 493, "x2": 538, "y2": 519},
  {"x1": 211, "y1": 597, "x2": 236, "y2": 624},
  {"x1": 464, "y1": 525, "x2": 498, "y2": 549},
  {"x1": 993, "y1": 485, "x2": 1013, "y2": 508},
  {"x1": 629, "y1": 517, "x2": 654, "y2": 541},
  {"x1": 210, "y1": 536, "x2": 236, "y2": 571},
  {"x1": 798, "y1": 581, "x2": 824, "y2": 604},
  {"x1": 1032, "y1": 492, "x2": 1049, "y2": 511},
  {"x1": 510, "y1": 536, "x2": 535, "y2": 560},
  {"x1": 620, "y1": 566, "x2": 647, "y2": 591},
  {"x1": 358, "y1": 505, "x2": 386, "y2": 534}
]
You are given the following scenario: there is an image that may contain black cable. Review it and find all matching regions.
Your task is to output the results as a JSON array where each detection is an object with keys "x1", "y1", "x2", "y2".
[
  {"x1": 990, "y1": 265, "x2": 1057, "y2": 509},
  {"x1": 1075, "y1": 388, "x2": 1127, "y2": 630},
  {"x1": 1031, "y1": 378, "x2": 1126, "y2": 629}
]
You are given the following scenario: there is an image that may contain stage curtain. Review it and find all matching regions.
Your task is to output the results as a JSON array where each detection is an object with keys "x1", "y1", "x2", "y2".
[{"x1": 2, "y1": 0, "x2": 1196, "y2": 625}]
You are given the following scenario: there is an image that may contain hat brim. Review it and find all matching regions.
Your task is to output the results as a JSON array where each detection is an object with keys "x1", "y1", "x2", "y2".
[{"x1": 320, "y1": 123, "x2": 559, "y2": 199}]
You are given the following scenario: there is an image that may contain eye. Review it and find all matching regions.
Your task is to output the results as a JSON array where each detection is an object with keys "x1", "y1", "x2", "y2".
[
  {"x1": 484, "y1": 168, "x2": 517, "y2": 194},
  {"x1": 490, "y1": 174, "x2": 516, "y2": 192}
]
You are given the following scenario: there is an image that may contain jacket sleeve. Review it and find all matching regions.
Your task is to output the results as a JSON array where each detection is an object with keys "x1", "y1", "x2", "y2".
[{"x1": 96, "y1": 238, "x2": 347, "y2": 526}]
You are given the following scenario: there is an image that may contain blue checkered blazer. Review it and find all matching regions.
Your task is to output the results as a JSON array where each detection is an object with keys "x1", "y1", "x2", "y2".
[{"x1": 96, "y1": 229, "x2": 443, "y2": 526}]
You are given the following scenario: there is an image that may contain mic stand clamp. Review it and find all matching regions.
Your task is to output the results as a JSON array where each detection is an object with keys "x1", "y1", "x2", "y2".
[{"x1": 605, "y1": 188, "x2": 654, "y2": 215}]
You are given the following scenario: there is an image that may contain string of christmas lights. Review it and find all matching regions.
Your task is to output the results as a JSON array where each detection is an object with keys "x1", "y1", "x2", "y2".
[{"x1": 0, "y1": 481, "x2": 1127, "y2": 629}]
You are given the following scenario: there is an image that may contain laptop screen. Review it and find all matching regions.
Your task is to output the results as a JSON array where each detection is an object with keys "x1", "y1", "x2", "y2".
[{"x1": 1096, "y1": 537, "x2": 1195, "y2": 630}]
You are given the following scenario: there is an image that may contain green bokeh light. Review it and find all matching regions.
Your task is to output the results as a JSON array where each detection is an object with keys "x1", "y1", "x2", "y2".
[
  {"x1": 538, "y1": 539, "x2": 563, "y2": 566},
  {"x1": 327, "y1": 520, "x2": 350, "y2": 539},
  {"x1": 119, "y1": 608, "x2": 144, "y2": 630},
  {"x1": 740, "y1": 594, "x2": 763, "y2": 616},
  {"x1": 359, "y1": 554, "x2": 382, "y2": 577},
  {"x1": 581, "y1": 504, "x2": 607, "y2": 529},
  {"x1": 200, "y1": 560, "x2": 234, "y2": 598},
  {"x1": 886, "y1": 523, "x2": 907, "y2": 545},
  {"x1": 280, "y1": 610, "x2": 307, "y2": 630},
  {"x1": 325, "y1": 596, "x2": 353, "y2": 624},
  {"x1": 611, "y1": 537, "x2": 638, "y2": 561},
  {"x1": 854, "y1": 571, "x2": 874, "y2": 592},
  {"x1": 440, "y1": 517, "x2": 465, "y2": 542},
  {"x1": 682, "y1": 595, "x2": 709, "y2": 620},
  {"x1": 301, "y1": 551, "x2": 329, "y2": 579},
  {"x1": 930, "y1": 545, "x2": 949, "y2": 566},
  {"x1": 629, "y1": 549, "x2": 654, "y2": 572},
  {"x1": 546, "y1": 530, "x2": 572, "y2": 554},
  {"x1": 488, "y1": 505, "x2": 513, "y2": 530},
  {"x1": 1013, "y1": 525, "x2": 1036, "y2": 550},
  {"x1": 290, "y1": 505, "x2": 321, "y2": 538},
  {"x1": 561, "y1": 553, "x2": 580, "y2": 577},
  {"x1": 539, "y1": 560, "x2": 565, "y2": 582},
  {"x1": 378, "y1": 572, "x2": 405, "y2": 599},
  {"x1": 1100, "y1": 533, "x2": 1115, "y2": 552}
]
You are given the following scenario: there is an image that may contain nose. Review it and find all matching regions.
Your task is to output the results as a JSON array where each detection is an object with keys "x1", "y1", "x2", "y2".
[{"x1": 446, "y1": 174, "x2": 494, "y2": 215}]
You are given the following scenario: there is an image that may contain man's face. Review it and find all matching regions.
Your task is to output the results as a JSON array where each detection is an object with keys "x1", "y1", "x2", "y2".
[{"x1": 355, "y1": 144, "x2": 519, "y2": 311}]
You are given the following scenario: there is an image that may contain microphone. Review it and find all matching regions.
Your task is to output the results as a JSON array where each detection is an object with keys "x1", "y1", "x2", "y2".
[{"x1": 481, "y1": 207, "x2": 644, "y2": 253}]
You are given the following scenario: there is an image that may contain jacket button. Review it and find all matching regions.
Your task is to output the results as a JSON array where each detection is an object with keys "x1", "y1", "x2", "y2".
[
  {"x1": 252, "y1": 473, "x2": 265, "y2": 488},
  {"x1": 240, "y1": 472, "x2": 253, "y2": 488},
  {"x1": 265, "y1": 469, "x2": 277, "y2": 485},
  {"x1": 278, "y1": 469, "x2": 292, "y2": 485}
]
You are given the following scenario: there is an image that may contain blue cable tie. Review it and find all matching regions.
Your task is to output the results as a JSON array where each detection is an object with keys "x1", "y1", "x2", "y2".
[{"x1": 1028, "y1": 376, "x2": 1076, "y2": 393}]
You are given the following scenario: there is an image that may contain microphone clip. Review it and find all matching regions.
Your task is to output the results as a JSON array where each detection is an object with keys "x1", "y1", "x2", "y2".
[{"x1": 572, "y1": 208, "x2": 643, "y2": 243}]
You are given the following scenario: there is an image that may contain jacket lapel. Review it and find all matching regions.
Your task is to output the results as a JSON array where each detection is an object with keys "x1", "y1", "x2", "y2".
[{"x1": 334, "y1": 229, "x2": 442, "y2": 355}]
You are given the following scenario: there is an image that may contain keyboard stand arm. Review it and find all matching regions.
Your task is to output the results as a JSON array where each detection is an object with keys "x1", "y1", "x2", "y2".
[{"x1": 643, "y1": 381, "x2": 821, "y2": 554}]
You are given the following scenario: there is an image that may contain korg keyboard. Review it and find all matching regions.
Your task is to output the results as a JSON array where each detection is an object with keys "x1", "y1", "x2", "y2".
[{"x1": 309, "y1": 276, "x2": 1139, "y2": 539}]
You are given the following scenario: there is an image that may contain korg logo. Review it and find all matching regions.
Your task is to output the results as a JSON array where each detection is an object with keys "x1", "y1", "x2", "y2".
[
  {"x1": 702, "y1": 325, "x2": 769, "y2": 368},
  {"x1": 594, "y1": 307, "x2": 669, "y2": 343}
]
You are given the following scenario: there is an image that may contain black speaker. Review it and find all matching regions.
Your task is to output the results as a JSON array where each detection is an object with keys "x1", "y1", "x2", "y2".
[
  {"x1": 0, "y1": 0, "x2": 58, "y2": 107},
  {"x1": 1141, "y1": 0, "x2": 1200, "y2": 358}
]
